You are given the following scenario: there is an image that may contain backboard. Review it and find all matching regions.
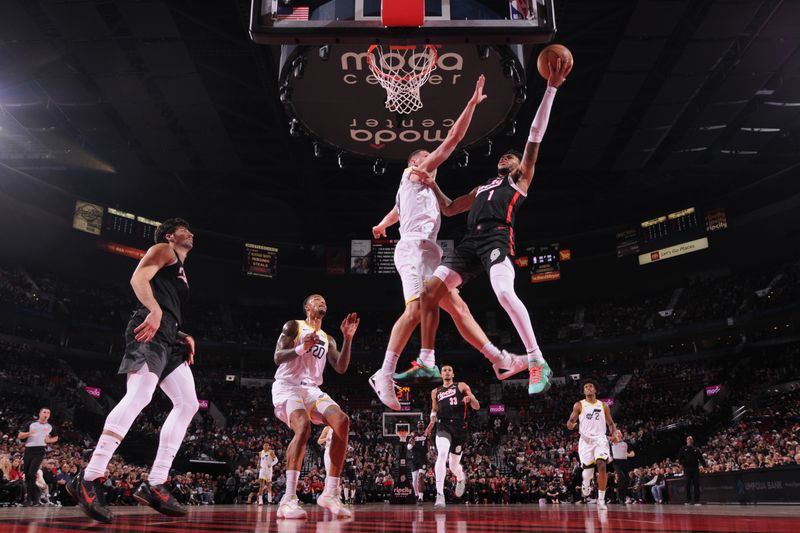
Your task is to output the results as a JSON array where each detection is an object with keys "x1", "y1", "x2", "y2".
[{"x1": 250, "y1": 0, "x2": 556, "y2": 45}]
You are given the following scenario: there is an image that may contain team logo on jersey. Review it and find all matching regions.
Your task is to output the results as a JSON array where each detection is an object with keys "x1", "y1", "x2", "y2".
[
  {"x1": 437, "y1": 388, "x2": 457, "y2": 401},
  {"x1": 490, "y1": 249, "x2": 501, "y2": 262},
  {"x1": 476, "y1": 177, "x2": 503, "y2": 195},
  {"x1": 177, "y1": 266, "x2": 189, "y2": 287}
]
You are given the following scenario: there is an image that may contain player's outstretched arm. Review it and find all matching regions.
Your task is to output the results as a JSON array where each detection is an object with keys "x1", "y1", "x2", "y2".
[
  {"x1": 414, "y1": 75, "x2": 488, "y2": 176},
  {"x1": 425, "y1": 178, "x2": 478, "y2": 217},
  {"x1": 372, "y1": 206, "x2": 399, "y2": 238},
  {"x1": 566, "y1": 401, "x2": 582, "y2": 430},
  {"x1": 327, "y1": 313, "x2": 360, "y2": 374},
  {"x1": 515, "y1": 58, "x2": 572, "y2": 194}
]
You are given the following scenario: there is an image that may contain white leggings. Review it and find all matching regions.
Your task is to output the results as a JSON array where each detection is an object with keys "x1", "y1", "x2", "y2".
[
  {"x1": 435, "y1": 258, "x2": 540, "y2": 354},
  {"x1": 434, "y1": 434, "x2": 464, "y2": 494}
]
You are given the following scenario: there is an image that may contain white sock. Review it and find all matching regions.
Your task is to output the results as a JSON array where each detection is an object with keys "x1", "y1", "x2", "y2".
[
  {"x1": 527, "y1": 347, "x2": 545, "y2": 366},
  {"x1": 323, "y1": 475, "x2": 340, "y2": 496},
  {"x1": 480, "y1": 342, "x2": 503, "y2": 363},
  {"x1": 148, "y1": 444, "x2": 178, "y2": 485},
  {"x1": 381, "y1": 351, "x2": 400, "y2": 375},
  {"x1": 284, "y1": 470, "x2": 300, "y2": 500},
  {"x1": 419, "y1": 348, "x2": 435, "y2": 368},
  {"x1": 84, "y1": 434, "x2": 121, "y2": 481},
  {"x1": 411, "y1": 471, "x2": 420, "y2": 497},
  {"x1": 599, "y1": 489, "x2": 606, "y2": 502}
]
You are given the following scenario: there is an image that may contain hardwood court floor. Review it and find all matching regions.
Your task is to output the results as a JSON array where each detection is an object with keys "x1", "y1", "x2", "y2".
[{"x1": 1, "y1": 503, "x2": 799, "y2": 532}]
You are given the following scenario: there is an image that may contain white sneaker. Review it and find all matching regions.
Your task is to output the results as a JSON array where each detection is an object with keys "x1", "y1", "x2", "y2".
[
  {"x1": 369, "y1": 370, "x2": 401, "y2": 411},
  {"x1": 257, "y1": 498, "x2": 263, "y2": 506},
  {"x1": 434, "y1": 493, "x2": 446, "y2": 508},
  {"x1": 598, "y1": 500, "x2": 607, "y2": 510},
  {"x1": 491, "y1": 350, "x2": 528, "y2": 380},
  {"x1": 277, "y1": 496, "x2": 307, "y2": 519},
  {"x1": 317, "y1": 492, "x2": 352, "y2": 518},
  {"x1": 455, "y1": 478, "x2": 466, "y2": 497}
]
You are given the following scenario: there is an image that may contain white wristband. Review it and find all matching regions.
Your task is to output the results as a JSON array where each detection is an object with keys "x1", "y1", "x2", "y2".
[
  {"x1": 430, "y1": 412, "x2": 437, "y2": 420},
  {"x1": 295, "y1": 345, "x2": 307, "y2": 356}
]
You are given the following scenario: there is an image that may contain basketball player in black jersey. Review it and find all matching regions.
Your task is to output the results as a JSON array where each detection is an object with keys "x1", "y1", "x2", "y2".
[
  {"x1": 406, "y1": 420, "x2": 430, "y2": 504},
  {"x1": 413, "y1": 58, "x2": 572, "y2": 396},
  {"x1": 68, "y1": 218, "x2": 199, "y2": 523},
  {"x1": 424, "y1": 364, "x2": 479, "y2": 508}
]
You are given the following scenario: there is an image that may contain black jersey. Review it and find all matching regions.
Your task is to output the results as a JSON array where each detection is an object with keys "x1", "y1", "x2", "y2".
[
  {"x1": 467, "y1": 175, "x2": 526, "y2": 231},
  {"x1": 137, "y1": 250, "x2": 189, "y2": 325},
  {"x1": 411, "y1": 433, "x2": 428, "y2": 456},
  {"x1": 435, "y1": 382, "x2": 466, "y2": 421}
]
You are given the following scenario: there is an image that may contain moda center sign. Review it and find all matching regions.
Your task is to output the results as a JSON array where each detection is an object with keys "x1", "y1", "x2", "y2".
[{"x1": 279, "y1": 44, "x2": 526, "y2": 160}]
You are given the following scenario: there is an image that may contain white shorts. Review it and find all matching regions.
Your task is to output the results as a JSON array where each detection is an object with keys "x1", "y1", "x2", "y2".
[
  {"x1": 271, "y1": 381, "x2": 339, "y2": 427},
  {"x1": 259, "y1": 468, "x2": 272, "y2": 481},
  {"x1": 394, "y1": 239, "x2": 443, "y2": 304},
  {"x1": 579, "y1": 435, "x2": 610, "y2": 467}
]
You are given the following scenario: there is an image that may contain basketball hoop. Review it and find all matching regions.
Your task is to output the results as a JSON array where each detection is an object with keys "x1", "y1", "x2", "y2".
[
  {"x1": 396, "y1": 428, "x2": 409, "y2": 443},
  {"x1": 367, "y1": 44, "x2": 438, "y2": 115}
]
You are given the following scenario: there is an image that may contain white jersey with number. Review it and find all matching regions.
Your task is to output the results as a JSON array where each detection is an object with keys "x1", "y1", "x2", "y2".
[
  {"x1": 273, "y1": 320, "x2": 330, "y2": 386},
  {"x1": 578, "y1": 399, "x2": 607, "y2": 439},
  {"x1": 395, "y1": 167, "x2": 440, "y2": 241},
  {"x1": 260, "y1": 450, "x2": 277, "y2": 469}
]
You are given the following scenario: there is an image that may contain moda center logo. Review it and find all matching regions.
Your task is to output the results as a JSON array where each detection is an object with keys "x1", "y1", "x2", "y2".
[{"x1": 280, "y1": 44, "x2": 525, "y2": 160}]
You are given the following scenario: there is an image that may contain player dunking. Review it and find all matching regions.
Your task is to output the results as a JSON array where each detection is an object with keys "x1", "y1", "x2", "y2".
[
  {"x1": 424, "y1": 365, "x2": 479, "y2": 508},
  {"x1": 370, "y1": 75, "x2": 527, "y2": 409},
  {"x1": 272, "y1": 295, "x2": 359, "y2": 519},
  {"x1": 257, "y1": 443, "x2": 278, "y2": 505},
  {"x1": 414, "y1": 59, "x2": 572, "y2": 395},
  {"x1": 406, "y1": 420, "x2": 429, "y2": 504},
  {"x1": 567, "y1": 379, "x2": 617, "y2": 510},
  {"x1": 68, "y1": 218, "x2": 199, "y2": 523}
]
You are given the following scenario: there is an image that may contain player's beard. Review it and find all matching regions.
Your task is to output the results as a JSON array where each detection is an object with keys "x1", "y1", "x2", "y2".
[
  {"x1": 497, "y1": 165, "x2": 511, "y2": 176},
  {"x1": 317, "y1": 307, "x2": 327, "y2": 317}
]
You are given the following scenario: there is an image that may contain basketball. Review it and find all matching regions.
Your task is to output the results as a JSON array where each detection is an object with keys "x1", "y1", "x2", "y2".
[{"x1": 537, "y1": 44, "x2": 573, "y2": 80}]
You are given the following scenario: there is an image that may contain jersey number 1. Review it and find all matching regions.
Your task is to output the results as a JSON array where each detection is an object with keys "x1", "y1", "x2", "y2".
[{"x1": 487, "y1": 190, "x2": 495, "y2": 201}]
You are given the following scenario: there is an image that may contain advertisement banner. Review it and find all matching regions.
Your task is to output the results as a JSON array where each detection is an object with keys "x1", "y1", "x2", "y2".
[
  {"x1": 96, "y1": 240, "x2": 145, "y2": 260},
  {"x1": 638, "y1": 237, "x2": 709, "y2": 265},
  {"x1": 84, "y1": 386, "x2": 101, "y2": 399},
  {"x1": 667, "y1": 466, "x2": 800, "y2": 503}
]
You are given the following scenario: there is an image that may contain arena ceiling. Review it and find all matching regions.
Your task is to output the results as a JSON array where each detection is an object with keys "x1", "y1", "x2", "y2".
[{"x1": 1, "y1": 0, "x2": 799, "y2": 244}]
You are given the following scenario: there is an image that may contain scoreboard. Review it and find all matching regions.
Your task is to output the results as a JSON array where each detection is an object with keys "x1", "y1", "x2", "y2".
[
  {"x1": 615, "y1": 206, "x2": 728, "y2": 264},
  {"x1": 350, "y1": 239, "x2": 454, "y2": 275},
  {"x1": 244, "y1": 242, "x2": 279, "y2": 278},
  {"x1": 103, "y1": 208, "x2": 160, "y2": 246}
]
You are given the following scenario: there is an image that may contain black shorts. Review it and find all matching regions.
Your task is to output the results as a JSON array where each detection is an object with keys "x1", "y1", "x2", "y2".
[
  {"x1": 436, "y1": 420, "x2": 468, "y2": 455},
  {"x1": 442, "y1": 224, "x2": 514, "y2": 286},
  {"x1": 411, "y1": 454, "x2": 427, "y2": 471},
  {"x1": 118, "y1": 309, "x2": 186, "y2": 380}
]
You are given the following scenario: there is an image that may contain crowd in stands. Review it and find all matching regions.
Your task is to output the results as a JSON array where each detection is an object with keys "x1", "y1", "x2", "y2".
[{"x1": 1, "y1": 258, "x2": 799, "y2": 508}]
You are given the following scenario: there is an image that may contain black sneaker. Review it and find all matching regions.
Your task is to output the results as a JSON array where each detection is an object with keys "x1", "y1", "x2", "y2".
[
  {"x1": 65, "y1": 471, "x2": 112, "y2": 523},
  {"x1": 133, "y1": 482, "x2": 187, "y2": 517}
]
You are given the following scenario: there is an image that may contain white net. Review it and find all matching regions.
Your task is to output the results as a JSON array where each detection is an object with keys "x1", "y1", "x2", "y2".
[{"x1": 367, "y1": 44, "x2": 438, "y2": 115}]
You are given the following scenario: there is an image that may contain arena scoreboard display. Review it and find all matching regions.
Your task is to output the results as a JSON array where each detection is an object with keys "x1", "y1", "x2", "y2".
[
  {"x1": 244, "y1": 242, "x2": 278, "y2": 278},
  {"x1": 350, "y1": 239, "x2": 454, "y2": 275},
  {"x1": 522, "y1": 243, "x2": 569, "y2": 283},
  {"x1": 616, "y1": 206, "x2": 728, "y2": 263},
  {"x1": 73, "y1": 201, "x2": 159, "y2": 259}
]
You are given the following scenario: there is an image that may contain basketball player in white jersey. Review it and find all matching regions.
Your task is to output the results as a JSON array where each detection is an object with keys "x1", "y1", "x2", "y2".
[
  {"x1": 272, "y1": 295, "x2": 359, "y2": 519},
  {"x1": 370, "y1": 75, "x2": 527, "y2": 409},
  {"x1": 257, "y1": 443, "x2": 278, "y2": 505},
  {"x1": 567, "y1": 379, "x2": 617, "y2": 510},
  {"x1": 317, "y1": 426, "x2": 333, "y2": 476},
  {"x1": 412, "y1": 58, "x2": 572, "y2": 396}
]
